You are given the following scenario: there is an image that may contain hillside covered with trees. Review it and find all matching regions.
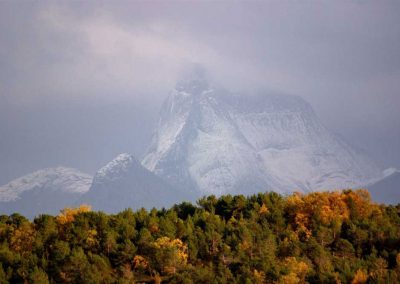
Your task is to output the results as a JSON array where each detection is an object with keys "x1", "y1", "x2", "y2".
[{"x1": 0, "y1": 190, "x2": 400, "y2": 283}]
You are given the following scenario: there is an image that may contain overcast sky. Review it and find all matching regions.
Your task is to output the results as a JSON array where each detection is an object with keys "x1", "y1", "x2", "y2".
[{"x1": 1, "y1": 1, "x2": 399, "y2": 184}]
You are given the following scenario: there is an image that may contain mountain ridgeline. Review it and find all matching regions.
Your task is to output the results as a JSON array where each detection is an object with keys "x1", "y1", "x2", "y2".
[{"x1": 0, "y1": 167, "x2": 91, "y2": 218}]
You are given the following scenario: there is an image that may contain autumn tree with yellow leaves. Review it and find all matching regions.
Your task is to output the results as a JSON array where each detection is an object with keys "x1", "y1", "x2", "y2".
[
  {"x1": 151, "y1": 236, "x2": 188, "y2": 275},
  {"x1": 56, "y1": 204, "x2": 92, "y2": 224}
]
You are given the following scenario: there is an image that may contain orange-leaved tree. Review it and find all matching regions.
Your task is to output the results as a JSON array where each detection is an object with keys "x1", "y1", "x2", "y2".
[{"x1": 56, "y1": 204, "x2": 92, "y2": 225}]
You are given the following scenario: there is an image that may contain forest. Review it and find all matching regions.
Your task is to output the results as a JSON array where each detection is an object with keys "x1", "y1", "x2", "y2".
[{"x1": 0, "y1": 189, "x2": 399, "y2": 283}]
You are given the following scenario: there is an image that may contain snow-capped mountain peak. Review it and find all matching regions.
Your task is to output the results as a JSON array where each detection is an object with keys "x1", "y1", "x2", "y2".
[{"x1": 142, "y1": 76, "x2": 382, "y2": 195}]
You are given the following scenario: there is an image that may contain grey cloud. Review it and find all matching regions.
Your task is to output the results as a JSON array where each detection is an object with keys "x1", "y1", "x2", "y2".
[{"x1": 0, "y1": 1, "x2": 399, "y2": 183}]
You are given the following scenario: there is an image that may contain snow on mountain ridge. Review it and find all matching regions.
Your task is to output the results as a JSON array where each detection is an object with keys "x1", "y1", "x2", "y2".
[
  {"x1": 0, "y1": 167, "x2": 92, "y2": 202},
  {"x1": 383, "y1": 167, "x2": 399, "y2": 178},
  {"x1": 93, "y1": 153, "x2": 136, "y2": 184},
  {"x1": 142, "y1": 77, "x2": 382, "y2": 195}
]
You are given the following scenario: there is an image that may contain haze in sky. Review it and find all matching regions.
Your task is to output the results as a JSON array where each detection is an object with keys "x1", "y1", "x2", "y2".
[{"x1": 0, "y1": 1, "x2": 399, "y2": 184}]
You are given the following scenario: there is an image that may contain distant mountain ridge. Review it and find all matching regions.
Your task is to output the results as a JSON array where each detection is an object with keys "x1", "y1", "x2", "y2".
[
  {"x1": 0, "y1": 167, "x2": 92, "y2": 217},
  {"x1": 0, "y1": 155, "x2": 196, "y2": 217},
  {"x1": 0, "y1": 167, "x2": 91, "y2": 202}
]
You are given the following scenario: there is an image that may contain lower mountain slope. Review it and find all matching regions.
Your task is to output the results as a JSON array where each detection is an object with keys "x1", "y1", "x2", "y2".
[
  {"x1": 367, "y1": 168, "x2": 400, "y2": 204},
  {"x1": 82, "y1": 153, "x2": 196, "y2": 213}
]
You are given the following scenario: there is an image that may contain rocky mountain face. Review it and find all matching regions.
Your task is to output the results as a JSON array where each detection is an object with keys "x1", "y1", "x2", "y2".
[
  {"x1": 83, "y1": 153, "x2": 195, "y2": 213},
  {"x1": 142, "y1": 75, "x2": 383, "y2": 195},
  {"x1": 0, "y1": 167, "x2": 91, "y2": 218}
]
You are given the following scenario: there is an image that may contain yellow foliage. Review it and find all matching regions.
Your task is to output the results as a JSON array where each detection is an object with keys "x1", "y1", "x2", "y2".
[
  {"x1": 9, "y1": 223, "x2": 36, "y2": 254},
  {"x1": 285, "y1": 190, "x2": 380, "y2": 239},
  {"x1": 279, "y1": 272, "x2": 301, "y2": 284},
  {"x1": 343, "y1": 190, "x2": 381, "y2": 219},
  {"x1": 286, "y1": 193, "x2": 303, "y2": 209},
  {"x1": 278, "y1": 257, "x2": 310, "y2": 284},
  {"x1": 294, "y1": 212, "x2": 312, "y2": 239},
  {"x1": 153, "y1": 237, "x2": 188, "y2": 274},
  {"x1": 85, "y1": 229, "x2": 98, "y2": 247},
  {"x1": 133, "y1": 255, "x2": 149, "y2": 270},
  {"x1": 253, "y1": 269, "x2": 266, "y2": 284},
  {"x1": 56, "y1": 204, "x2": 91, "y2": 224},
  {"x1": 153, "y1": 237, "x2": 188, "y2": 262},
  {"x1": 259, "y1": 203, "x2": 269, "y2": 215},
  {"x1": 303, "y1": 191, "x2": 349, "y2": 225},
  {"x1": 285, "y1": 257, "x2": 309, "y2": 279},
  {"x1": 351, "y1": 269, "x2": 368, "y2": 284},
  {"x1": 154, "y1": 237, "x2": 188, "y2": 261}
]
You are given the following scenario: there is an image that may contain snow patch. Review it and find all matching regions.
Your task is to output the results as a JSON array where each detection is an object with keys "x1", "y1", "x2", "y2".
[
  {"x1": 93, "y1": 153, "x2": 136, "y2": 183},
  {"x1": 383, "y1": 167, "x2": 399, "y2": 178},
  {"x1": 0, "y1": 167, "x2": 92, "y2": 202}
]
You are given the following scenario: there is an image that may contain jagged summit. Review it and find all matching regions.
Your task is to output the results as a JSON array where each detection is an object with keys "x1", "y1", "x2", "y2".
[{"x1": 142, "y1": 76, "x2": 382, "y2": 195}]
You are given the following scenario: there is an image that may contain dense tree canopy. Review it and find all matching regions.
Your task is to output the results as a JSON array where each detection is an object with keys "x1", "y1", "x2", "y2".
[{"x1": 0, "y1": 189, "x2": 399, "y2": 283}]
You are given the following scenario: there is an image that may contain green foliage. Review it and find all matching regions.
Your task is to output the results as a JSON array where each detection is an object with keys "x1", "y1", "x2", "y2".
[{"x1": 0, "y1": 189, "x2": 399, "y2": 283}]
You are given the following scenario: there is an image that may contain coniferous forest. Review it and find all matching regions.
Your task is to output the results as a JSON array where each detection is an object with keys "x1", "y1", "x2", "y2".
[{"x1": 0, "y1": 190, "x2": 400, "y2": 283}]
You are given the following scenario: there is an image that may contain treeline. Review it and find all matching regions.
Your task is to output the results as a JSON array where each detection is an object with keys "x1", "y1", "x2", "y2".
[{"x1": 0, "y1": 190, "x2": 400, "y2": 283}]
